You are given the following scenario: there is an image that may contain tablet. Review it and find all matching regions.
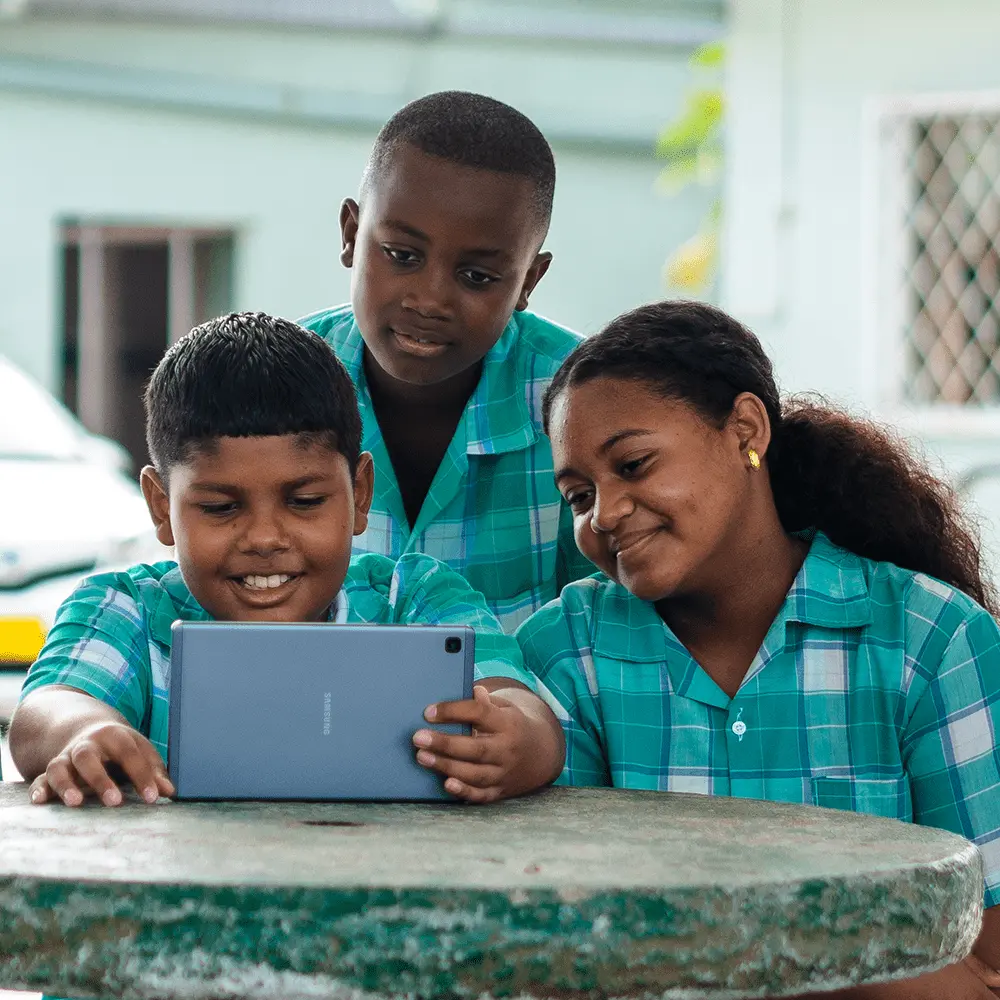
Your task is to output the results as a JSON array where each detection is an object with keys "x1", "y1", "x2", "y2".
[{"x1": 167, "y1": 622, "x2": 474, "y2": 801}]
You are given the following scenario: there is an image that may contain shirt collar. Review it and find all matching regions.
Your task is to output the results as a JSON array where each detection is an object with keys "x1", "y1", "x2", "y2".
[
  {"x1": 782, "y1": 531, "x2": 874, "y2": 629},
  {"x1": 343, "y1": 313, "x2": 538, "y2": 458}
]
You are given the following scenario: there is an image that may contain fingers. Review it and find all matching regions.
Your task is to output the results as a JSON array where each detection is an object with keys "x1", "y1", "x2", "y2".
[
  {"x1": 440, "y1": 777, "x2": 502, "y2": 804},
  {"x1": 414, "y1": 750, "x2": 504, "y2": 802},
  {"x1": 413, "y1": 729, "x2": 496, "y2": 764},
  {"x1": 32, "y1": 755, "x2": 89, "y2": 807},
  {"x1": 425, "y1": 685, "x2": 498, "y2": 728},
  {"x1": 29, "y1": 725, "x2": 173, "y2": 807},
  {"x1": 28, "y1": 773, "x2": 59, "y2": 805},
  {"x1": 108, "y1": 734, "x2": 174, "y2": 803}
]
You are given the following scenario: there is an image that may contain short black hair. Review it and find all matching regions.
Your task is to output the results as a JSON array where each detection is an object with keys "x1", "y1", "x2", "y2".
[
  {"x1": 361, "y1": 90, "x2": 555, "y2": 229},
  {"x1": 145, "y1": 312, "x2": 362, "y2": 477}
]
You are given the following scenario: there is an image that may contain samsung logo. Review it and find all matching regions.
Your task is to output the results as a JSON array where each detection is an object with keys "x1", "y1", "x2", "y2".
[{"x1": 323, "y1": 691, "x2": 332, "y2": 735}]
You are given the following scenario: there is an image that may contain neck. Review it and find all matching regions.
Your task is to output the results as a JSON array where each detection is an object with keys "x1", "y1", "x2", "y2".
[
  {"x1": 362, "y1": 348, "x2": 482, "y2": 415},
  {"x1": 656, "y1": 505, "x2": 808, "y2": 691}
]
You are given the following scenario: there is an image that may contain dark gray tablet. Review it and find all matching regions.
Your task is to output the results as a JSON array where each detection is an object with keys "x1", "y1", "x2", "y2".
[{"x1": 168, "y1": 622, "x2": 474, "y2": 801}]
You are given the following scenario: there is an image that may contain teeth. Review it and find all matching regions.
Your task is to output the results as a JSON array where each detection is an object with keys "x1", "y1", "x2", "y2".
[{"x1": 242, "y1": 574, "x2": 292, "y2": 590}]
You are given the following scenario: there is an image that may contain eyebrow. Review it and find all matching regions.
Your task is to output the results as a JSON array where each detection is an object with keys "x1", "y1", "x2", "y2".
[
  {"x1": 384, "y1": 220, "x2": 429, "y2": 242},
  {"x1": 553, "y1": 429, "x2": 654, "y2": 484},
  {"x1": 382, "y1": 219, "x2": 510, "y2": 262}
]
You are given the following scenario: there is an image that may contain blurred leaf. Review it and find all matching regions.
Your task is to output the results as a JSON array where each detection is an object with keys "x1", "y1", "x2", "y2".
[
  {"x1": 691, "y1": 41, "x2": 725, "y2": 69},
  {"x1": 655, "y1": 90, "x2": 724, "y2": 161},
  {"x1": 654, "y1": 155, "x2": 701, "y2": 195},
  {"x1": 664, "y1": 227, "x2": 718, "y2": 293},
  {"x1": 695, "y1": 145, "x2": 725, "y2": 185},
  {"x1": 657, "y1": 43, "x2": 725, "y2": 298}
]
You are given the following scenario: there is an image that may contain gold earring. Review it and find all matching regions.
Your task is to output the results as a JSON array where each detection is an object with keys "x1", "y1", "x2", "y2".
[{"x1": 748, "y1": 448, "x2": 761, "y2": 470}]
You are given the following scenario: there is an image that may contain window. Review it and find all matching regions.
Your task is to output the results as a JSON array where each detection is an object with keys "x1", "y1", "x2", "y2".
[
  {"x1": 60, "y1": 225, "x2": 235, "y2": 471},
  {"x1": 876, "y1": 100, "x2": 1000, "y2": 405}
]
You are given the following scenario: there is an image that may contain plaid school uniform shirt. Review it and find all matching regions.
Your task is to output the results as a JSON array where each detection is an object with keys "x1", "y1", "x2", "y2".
[
  {"x1": 299, "y1": 305, "x2": 592, "y2": 633},
  {"x1": 21, "y1": 551, "x2": 535, "y2": 762},
  {"x1": 516, "y1": 532, "x2": 1000, "y2": 907}
]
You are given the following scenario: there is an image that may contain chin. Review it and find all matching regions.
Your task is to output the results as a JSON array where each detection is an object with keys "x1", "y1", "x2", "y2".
[{"x1": 615, "y1": 571, "x2": 679, "y2": 604}]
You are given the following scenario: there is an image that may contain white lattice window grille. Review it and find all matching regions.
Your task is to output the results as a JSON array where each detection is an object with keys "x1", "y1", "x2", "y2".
[{"x1": 875, "y1": 97, "x2": 1000, "y2": 406}]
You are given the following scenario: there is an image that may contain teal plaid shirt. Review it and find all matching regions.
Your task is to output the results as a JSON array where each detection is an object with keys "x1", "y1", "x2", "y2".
[
  {"x1": 516, "y1": 532, "x2": 1000, "y2": 907},
  {"x1": 21, "y1": 551, "x2": 534, "y2": 762},
  {"x1": 299, "y1": 305, "x2": 592, "y2": 633}
]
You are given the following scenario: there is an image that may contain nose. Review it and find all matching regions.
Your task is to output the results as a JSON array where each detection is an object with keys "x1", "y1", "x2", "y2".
[
  {"x1": 238, "y1": 505, "x2": 291, "y2": 557},
  {"x1": 400, "y1": 261, "x2": 452, "y2": 321},
  {"x1": 590, "y1": 485, "x2": 633, "y2": 534}
]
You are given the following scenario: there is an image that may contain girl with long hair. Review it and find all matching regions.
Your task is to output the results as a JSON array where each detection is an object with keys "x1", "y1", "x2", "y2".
[{"x1": 518, "y1": 300, "x2": 1000, "y2": 998}]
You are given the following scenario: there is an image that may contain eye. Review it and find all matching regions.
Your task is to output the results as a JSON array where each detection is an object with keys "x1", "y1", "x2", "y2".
[
  {"x1": 383, "y1": 246, "x2": 419, "y2": 266},
  {"x1": 458, "y1": 268, "x2": 499, "y2": 288},
  {"x1": 198, "y1": 501, "x2": 238, "y2": 516},
  {"x1": 288, "y1": 495, "x2": 327, "y2": 510},
  {"x1": 563, "y1": 488, "x2": 594, "y2": 512},
  {"x1": 619, "y1": 455, "x2": 651, "y2": 478}
]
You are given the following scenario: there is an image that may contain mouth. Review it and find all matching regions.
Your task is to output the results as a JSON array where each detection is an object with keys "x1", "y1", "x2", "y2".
[
  {"x1": 227, "y1": 572, "x2": 302, "y2": 606},
  {"x1": 611, "y1": 531, "x2": 660, "y2": 562},
  {"x1": 390, "y1": 326, "x2": 450, "y2": 359}
]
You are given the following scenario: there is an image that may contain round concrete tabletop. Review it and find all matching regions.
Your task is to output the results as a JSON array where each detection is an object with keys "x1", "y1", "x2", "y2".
[{"x1": 0, "y1": 784, "x2": 983, "y2": 1000}]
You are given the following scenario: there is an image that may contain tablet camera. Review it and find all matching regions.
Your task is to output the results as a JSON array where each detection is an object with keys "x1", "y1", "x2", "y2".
[{"x1": 445, "y1": 636, "x2": 462, "y2": 653}]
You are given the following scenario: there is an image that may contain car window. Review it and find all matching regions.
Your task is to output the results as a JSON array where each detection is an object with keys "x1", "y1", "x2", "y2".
[{"x1": 0, "y1": 357, "x2": 88, "y2": 460}]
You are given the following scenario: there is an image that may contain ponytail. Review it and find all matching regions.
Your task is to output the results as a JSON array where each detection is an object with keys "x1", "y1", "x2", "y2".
[
  {"x1": 770, "y1": 399, "x2": 996, "y2": 615},
  {"x1": 543, "y1": 300, "x2": 997, "y2": 616}
]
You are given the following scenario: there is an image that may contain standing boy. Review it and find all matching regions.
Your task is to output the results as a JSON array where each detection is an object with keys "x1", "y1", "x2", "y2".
[{"x1": 301, "y1": 91, "x2": 592, "y2": 632}]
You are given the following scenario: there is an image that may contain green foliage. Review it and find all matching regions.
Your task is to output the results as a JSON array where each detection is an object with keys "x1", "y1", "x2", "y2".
[{"x1": 658, "y1": 41, "x2": 725, "y2": 294}]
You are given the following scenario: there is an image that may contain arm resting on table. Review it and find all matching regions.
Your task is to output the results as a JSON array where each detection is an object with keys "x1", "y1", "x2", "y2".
[{"x1": 9, "y1": 685, "x2": 131, "y2": 781}]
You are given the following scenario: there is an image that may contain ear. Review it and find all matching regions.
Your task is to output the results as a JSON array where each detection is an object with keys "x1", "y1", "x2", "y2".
[
  {"x1": 728, "y1": 392, "x2": 773, "y2": 467},
  {"x1": 339, "y1": 198, "x2": 360, "y2": 268},
  {"x1": 139, "y1": 466, "x2": 175, "y2": 547},
  {"x1": 515, "y1": 251, "x2": 552, "y2": 311},
  {"x1": 351, "y1": 451, "x2": 374, "y2": 536}
]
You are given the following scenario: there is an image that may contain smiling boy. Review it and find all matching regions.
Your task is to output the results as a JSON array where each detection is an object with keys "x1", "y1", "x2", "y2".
[
  {"x1": 9, "y1": 313, "x2": 564, "y2": 806},
  {"x1": 300, "y1": 91, "x2": 592, "y2": 632}
]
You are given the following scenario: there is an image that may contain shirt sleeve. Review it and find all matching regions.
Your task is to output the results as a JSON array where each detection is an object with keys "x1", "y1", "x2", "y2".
[
  {"x1": 388, "y1": 552, "x2": 536, "y2": 690},
  {"x1": 515, "y1": 593, "x2": 611, "y2": 787},
  {"x1": 902, "y1": 605, "x2": 1000, "y2": 908},
  {"x1": 556, "y1": 500, "x2": 596, "y2": 592},
  {"x1": 19, "y1": 573, "x2": 153, "y2": 734}
]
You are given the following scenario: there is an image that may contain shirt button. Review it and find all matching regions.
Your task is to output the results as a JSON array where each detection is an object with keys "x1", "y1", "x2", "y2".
[{"x1": 732, "y1": 720, "x2": 747, "y2": 737}]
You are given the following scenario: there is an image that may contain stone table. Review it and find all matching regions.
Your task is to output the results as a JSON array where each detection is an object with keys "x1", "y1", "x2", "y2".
[{"x1": 0, "y1": 783, "x2": 984, "y2": 999}]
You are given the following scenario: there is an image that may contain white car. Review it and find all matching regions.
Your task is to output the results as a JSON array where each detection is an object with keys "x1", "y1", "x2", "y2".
[{"x1": 0, "y1": 356, "x2": 168, "y2": 670}]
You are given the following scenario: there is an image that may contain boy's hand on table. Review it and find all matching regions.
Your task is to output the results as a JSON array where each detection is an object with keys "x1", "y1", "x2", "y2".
[
  {"x1": 28, "y1": 721, "x2": 175, "y2": 808},
  {"x1": 413, "y1": 681, "x2": 565, "y2": 803}
]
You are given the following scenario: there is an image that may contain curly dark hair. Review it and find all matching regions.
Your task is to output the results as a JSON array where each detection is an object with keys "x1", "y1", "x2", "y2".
[
  {"x1": 543, "y1": 300, "x2": 997, "y2": 616},
  {"x1": 145, "y1": 312, "x2": 362, "y2": 480}
]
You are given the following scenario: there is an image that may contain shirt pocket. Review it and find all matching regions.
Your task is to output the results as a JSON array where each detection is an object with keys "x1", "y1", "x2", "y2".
[{"x1": 811, "y1": 775, "x2": 913, "y2": 821}]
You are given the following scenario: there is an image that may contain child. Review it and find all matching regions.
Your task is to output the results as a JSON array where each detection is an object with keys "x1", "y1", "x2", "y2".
[
  {"x1": 300, "y1": 90, "x2": 591, "y2": 633},
  {"x1": 10, "y1": 313, "x2": 564, "y2": 807},
  {"x1": 517, "y1": 301, "x2": 1000, "y2": 996}
]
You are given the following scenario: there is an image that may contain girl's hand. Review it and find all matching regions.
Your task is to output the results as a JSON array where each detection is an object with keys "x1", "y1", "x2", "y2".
[
  {"x1": 29, "y1": 721, "x2": 174, "y2": 807},
  {"x1": 413, "y1": 684, "x2": 560, "y2": 803}
]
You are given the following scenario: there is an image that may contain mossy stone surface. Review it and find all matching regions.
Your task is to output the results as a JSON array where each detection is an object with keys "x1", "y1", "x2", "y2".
[{"x1": 0, "y1": 783, "x2": 983, "y2": 999}]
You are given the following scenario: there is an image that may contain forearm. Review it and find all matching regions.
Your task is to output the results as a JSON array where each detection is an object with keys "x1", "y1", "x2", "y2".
[
  {"x1": 9, "y1": 686, "x2": 130, "y2": 780},
  {"x1": 476, "y1": 678, "x2": 566, "y2": 787}
]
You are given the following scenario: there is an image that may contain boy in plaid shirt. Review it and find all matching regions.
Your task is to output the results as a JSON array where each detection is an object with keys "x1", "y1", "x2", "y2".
[
  {"x1": 519, "y1": 300, "x2": 1000, "y2": 997},
  {"x1": 10, "y1": 313, "x2": 563, "y2": 807},
  {"x1": 300, "y1": 91, "x2": 590, "y2": 633}
]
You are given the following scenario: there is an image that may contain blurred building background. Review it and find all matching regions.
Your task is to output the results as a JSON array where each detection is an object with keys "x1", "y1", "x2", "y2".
[
  {"x1": 2, "y1": 0, "x2": 1000, "y2": 562},
  {"x1": 0, "y1": 0, "x2": 721, "y2": 470},
  {"x1": 722, "y1": 0, "x2": 1000, "y2": 566}
]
